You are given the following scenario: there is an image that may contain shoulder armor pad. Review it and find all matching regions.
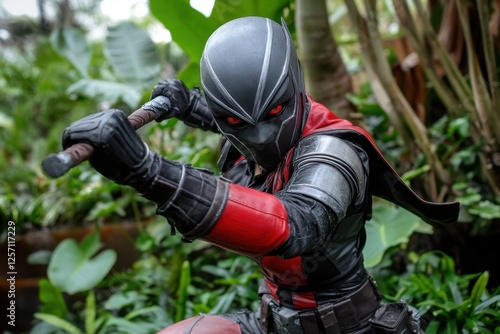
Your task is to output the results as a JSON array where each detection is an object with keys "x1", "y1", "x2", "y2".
[
  {"x1": 283, "y1": 134, "x2": 367, "y2": 215},
  {"x1": 294, "y1": 134, "x2": 366, "y2": 182}
]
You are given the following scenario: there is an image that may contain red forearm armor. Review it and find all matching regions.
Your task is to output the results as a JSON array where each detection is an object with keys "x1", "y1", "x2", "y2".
[{"x1": 203, "y1": 183, "x2": 290, "y2": 257}]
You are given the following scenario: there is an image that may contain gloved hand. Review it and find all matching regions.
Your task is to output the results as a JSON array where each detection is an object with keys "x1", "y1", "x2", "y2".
[
  {"x1": 142, "y1": 79, "x2": 192, "y2": 122},
  {"x1": 62, "y1": 109, "x2": 157, "y2": 191},
  {"x1": 62, "y1": 108, "x2": 225, "y2": 239}
]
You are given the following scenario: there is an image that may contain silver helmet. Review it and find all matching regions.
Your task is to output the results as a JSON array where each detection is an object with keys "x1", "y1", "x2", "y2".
[{"x1": 200, "y1": 16, "x2": 310, "y2": 170}]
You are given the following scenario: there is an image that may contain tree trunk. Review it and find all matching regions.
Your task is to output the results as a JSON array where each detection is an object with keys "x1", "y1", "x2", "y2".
[{"x1": 295, "y1": 0, "x2": 355, "y2": 119}]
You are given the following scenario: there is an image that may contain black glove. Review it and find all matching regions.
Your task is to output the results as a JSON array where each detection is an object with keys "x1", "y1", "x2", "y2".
[
  {"x1": 62, "y1": 109, "x2": 156, "y2": 191},
  {"x1": 143, "y1": 78, "x2": 219, "y2": 132},
  {"x1": 62, "y1": 109, "x2": 227, "y2": 239},
  {"x1": 142, "y1": 79, "x2": 191, "y2": 122}
]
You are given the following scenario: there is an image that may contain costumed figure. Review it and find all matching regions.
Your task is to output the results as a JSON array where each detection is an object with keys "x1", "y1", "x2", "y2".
[{"x1": 61, "y1": 17, "x2": 459, "y2": 334}]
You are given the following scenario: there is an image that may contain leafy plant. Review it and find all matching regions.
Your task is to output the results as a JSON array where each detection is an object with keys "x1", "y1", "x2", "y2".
[
  {"x1": 372, "y1": 251, "x2": 500, "y2": 333},
  {"x1": 363, "y1": 199, "x2": 425, "y2": 268},
  {"x1": 47, "y1": 232, "x2": 117, "y2": 294},
  {"x1": 52, "y1": 21, "x2": 161, "y2": 108},
  {"x1": 0, "y1": 19, "x2": 166, "y2": 232},
  {"x1": 34, "y1": 231, "x2": 117, "y2": 333},
  {"x1": 32, "y1": 230, "x2": 172, "y2": 334},
  {"x1": 111, "y1": 218, "x2": 261, "y2": 321}
]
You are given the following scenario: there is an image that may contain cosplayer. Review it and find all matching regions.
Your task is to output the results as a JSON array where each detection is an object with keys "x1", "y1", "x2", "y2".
[{"x1": 62, "y1": 17, "x2": 459, "y2": 334}]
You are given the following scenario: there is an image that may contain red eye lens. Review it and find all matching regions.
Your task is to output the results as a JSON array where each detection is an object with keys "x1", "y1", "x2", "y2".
[
  {"x1": 269, "y1": 104, "x2": 284, "y2": 116},
  {"x1": 226, "y1": 116, "x2": 242, "y2": 125}
]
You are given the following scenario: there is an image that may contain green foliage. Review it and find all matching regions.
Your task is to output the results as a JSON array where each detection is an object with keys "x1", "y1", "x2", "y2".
[
  {"x1": 34, "y1": 313, "x2": 83, "y2": 334},
  {"x1": 0, "y1": 19, "x2": 166, "y2": 232},
  {"x1": 31, "y1": 217, "x2": 262, "y2": 332},
  {"x1": 372, "y1": 251, "x2": 500, "y2": 333},
  {"x1": 0, "y1": 39, "x2": 104, "y2": 232},
  {"x1": 56, "y1": 21, "x2": 161, "y2": 107},
  {"x1": 350, "y1": 81, "x2": 500, "y2": 226},
  {"x1": 210, "y1": 0, "x2": 293, "y2": 26},
  {"x1": 149, "y1": 0, "x2": 292, "y2": 86},
  {"x1": 192, "y1": 254, "x2": 261, "y2": 315},
  {"x1": 38, "y1": 279, "x2": 68, "y2": 319},
  {"x1": 347, "y1": 84, "x2": 406, "y2": 164},
  {"x1": 175, "y1": 261, "x2": 191, "y2": 322},
  {"x1": 48, "y1": 232, "x2": 117, "y2": 294},
  {"x1": 50, "y1": 28, "x2": 91, "y2": 78},
  {"x1": 363, "y1": 200, "x2": 424, "y2": 268},
  {"x1": 112, "y1": 218, "x2": 261, "y2": 320},
  {"x1": 34, "y1": 231, "x2": 171, "y2": 334},
  {"x1": 67, "y1": 79, "x2": 143, "y2": 110},
  {"x1": 150, "y1": 0, "x2": 218, "y2": 62},
  {"x1": 104, "y1": 22, "x2": 161, "y2": 87}
]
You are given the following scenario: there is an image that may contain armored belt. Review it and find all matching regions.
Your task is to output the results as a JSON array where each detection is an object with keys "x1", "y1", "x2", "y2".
[{"x1": 267, "y1": 277, "x2": 382, "y2": 334}]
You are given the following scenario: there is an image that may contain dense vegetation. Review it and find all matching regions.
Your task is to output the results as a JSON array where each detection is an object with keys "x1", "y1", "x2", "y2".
[{"x1": 1, "y1": 0, "x2": 499, "y2": 333}]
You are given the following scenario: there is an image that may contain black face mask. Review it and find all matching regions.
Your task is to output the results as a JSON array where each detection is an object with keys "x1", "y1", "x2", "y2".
[{"x1": 201, "y1": 16, "x2": 310, "y2": 171}]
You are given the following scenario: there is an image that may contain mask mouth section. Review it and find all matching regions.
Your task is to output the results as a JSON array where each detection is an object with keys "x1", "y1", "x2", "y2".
[
  {"x1": 223, "y1": 126, "x2": 283, "y2": 170},
  {"x1": 222, "y1": 133, "x2": 258, "y2": 164}
]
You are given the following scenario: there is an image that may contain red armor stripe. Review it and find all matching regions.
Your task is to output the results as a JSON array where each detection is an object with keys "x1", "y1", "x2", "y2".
[
  {"x1": 261, "y1": 256, "x2": 307, "y2": 286},
  {"x1": 203, "y1": 183, "x2": 290, "y2": 256},
  {"x1": 265, "y1": 279, "x2": 318, "y2": 309},
  {"x1": 261, "y1": 256, "x2": 318, "y2": 309},
  {"x1": 292, "y1": 291, "x2": 317, "y2": 309}
]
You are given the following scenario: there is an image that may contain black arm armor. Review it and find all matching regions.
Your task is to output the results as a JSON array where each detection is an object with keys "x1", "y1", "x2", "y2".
[
  {"x1": 141, "y1": 153, "x2": 228, "y2": 239},
  {"x1": 272, "y1": 135, "x2": 368, "y2": 258}
]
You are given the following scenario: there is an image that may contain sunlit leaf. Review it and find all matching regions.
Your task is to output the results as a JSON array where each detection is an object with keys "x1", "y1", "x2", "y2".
[
  {"x1": 210, "y1": 0, "x2": 291, "y2": 24},
  {"x1": 150, "y1": 0, "x2": 218, "y2": 62},
  {"x1": 27, "y1": 250, "x2": 52, "y2": 265}
]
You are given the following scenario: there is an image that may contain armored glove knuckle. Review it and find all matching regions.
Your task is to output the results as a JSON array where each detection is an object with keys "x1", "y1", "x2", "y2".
[
  {"x1": 62, "y1": 109, "x2": 150, "y2": 185},
  {"x1": 151, "y1": 79, "x2": 190, "y2": 111},
  {"x1": 62, "y1": 109, "x2": 126, "y2": 149}
]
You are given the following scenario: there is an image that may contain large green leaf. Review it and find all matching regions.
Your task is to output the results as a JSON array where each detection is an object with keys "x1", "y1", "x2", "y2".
[
  {"x1": 48, "y1": 232, "x2": 117, "y2": 295},
  {"x1": 105, "y1": 21, "x2": 161, "y2": 86},
  {"x1": 67, "y1": 78, "x2": 142, "y2": 108},
  {"x1": 149, "y1": 0, "x2": 218, "y2": 62},
  {"x1": 149, "y1": 0, "x2": 293, "y2": 84},
  {"x1": 50, "y1": 28, "x2": 91, "y2": 77},
  {"x1": 177, "y1": 61, "x2": 201, "y2": 88},
  {"x1": 210, "y1": 0, "x2": 291, "y2": 23},
  {"x1": 363, "y1": 200, "x2": 421, "y2": 268}
]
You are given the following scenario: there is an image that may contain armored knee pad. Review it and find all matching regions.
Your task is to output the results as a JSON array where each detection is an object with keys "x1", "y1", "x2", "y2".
[{"x1": 157, "y1": 314, "x2": 242, "y2": 334}]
